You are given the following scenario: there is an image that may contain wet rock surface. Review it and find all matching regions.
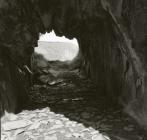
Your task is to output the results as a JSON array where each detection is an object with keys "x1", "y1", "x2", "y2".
[{"x1": 1, "y1": 63, "x2": 146, "y2": 140}]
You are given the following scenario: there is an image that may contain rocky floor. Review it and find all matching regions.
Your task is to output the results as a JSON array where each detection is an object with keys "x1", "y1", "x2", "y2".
[{"x1": 1, "y1": 69, "x2": 146, "y2": 140}]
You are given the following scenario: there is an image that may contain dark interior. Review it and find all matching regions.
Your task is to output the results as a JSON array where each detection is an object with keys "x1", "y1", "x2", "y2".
[{"x1": 1, "y1": 0, "x2": 147, "y2": 137}]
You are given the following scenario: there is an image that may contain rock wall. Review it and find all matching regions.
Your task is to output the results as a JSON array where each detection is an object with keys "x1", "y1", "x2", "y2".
[
  {"x1": 0, "y1": 0, "x2": 147, "y2": 129},
  {"x1": 0, "y1": 0, "x2": 45, "y2": 115},
  {"x1": 121, "y1": 0, "x2": 147, "y2": 129}
]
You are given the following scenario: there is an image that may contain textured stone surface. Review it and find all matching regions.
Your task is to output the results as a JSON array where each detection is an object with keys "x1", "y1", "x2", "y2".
[{"x1": 0, "y1": 0, "x2": 147, "y2": 130}]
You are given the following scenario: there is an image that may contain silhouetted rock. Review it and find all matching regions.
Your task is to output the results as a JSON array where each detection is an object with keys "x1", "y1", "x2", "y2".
[{"x1": 0, "y1": 0, "x2": 147, "y2": 131}]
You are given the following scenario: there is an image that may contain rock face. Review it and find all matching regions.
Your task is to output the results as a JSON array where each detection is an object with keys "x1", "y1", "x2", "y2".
[
  {"x1": 0, "y1": 0, "x2": 147, "y2": 129},
  {"x1": 0, "y1": 0, "x2": 44, "y2": 115}
]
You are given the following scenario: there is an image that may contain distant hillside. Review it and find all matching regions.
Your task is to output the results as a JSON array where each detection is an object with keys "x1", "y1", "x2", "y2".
[{"x1": 35, "y1": 41, "x2": 79, "y2": 61}]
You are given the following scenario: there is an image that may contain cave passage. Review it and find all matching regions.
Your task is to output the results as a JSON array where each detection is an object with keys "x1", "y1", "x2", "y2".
[
  {"x1": 1, "y1": 0, "x2": 147, "y2": 139},
  {"x1": 26, "y1": 37, "x2": 146, "y2": 139}
]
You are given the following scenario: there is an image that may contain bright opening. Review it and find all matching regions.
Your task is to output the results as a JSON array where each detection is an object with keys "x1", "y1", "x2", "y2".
[{"x1": 35, "y1": 31, "x2": 79, "y2": 61}]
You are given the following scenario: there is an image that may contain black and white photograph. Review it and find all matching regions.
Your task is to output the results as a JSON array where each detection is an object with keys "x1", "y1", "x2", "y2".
[{"x1": 0, "y1": 0, "x2": 147, "y2": 140}]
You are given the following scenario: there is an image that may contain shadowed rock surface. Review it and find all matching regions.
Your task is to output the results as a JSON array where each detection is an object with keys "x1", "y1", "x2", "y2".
[
  {"x1": 0, "y1": 0, "x2": 147, "y2": 133},
  {"x1": 1, "y1": 63, "x2": 146, "y2": 140}
]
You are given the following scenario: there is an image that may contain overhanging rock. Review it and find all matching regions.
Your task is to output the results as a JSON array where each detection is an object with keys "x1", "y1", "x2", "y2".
[{"x1": 0, "y1": 0, "x2": 147, "y2": 130}]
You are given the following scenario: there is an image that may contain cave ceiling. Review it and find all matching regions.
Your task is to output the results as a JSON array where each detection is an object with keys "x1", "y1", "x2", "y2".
[{"x1": 1, "y1": 0, "x2": 147, "y2": 129}]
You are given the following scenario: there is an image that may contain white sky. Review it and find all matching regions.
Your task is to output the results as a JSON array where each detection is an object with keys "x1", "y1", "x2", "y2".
[
  {"x1": 39, "y1": 31, "x2": 78, "y2": 46},
  {"x1": 37, "y1": 30, "x2": 79, "y2": 61}
]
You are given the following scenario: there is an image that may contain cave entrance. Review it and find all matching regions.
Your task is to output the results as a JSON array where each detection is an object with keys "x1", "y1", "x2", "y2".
[
  {"x1": 1, "y1": 0, "x2": 147, "y2": 138},
  {"x1": 36, "y1": 30, "x2": 79, "y2": 62},
  {"x1": 32, "y1": 30, "x2": 81, "y2": 86}
]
